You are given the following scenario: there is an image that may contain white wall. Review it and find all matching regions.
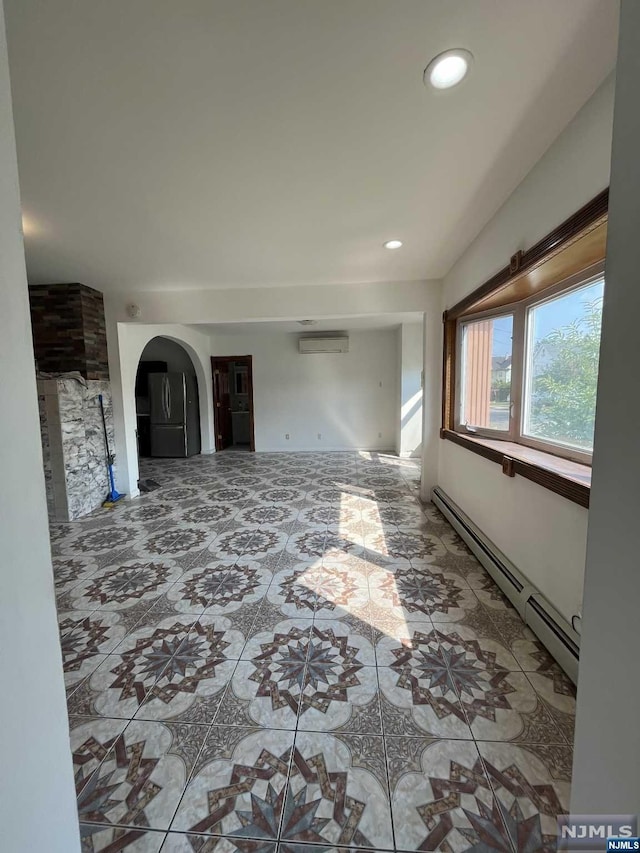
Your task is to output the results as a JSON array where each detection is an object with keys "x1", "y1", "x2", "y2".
[
  {"x1": 0, "y1": 4, "x2": 80, "y2": 848},
  {"x1": 439, "y1": 442, "x2": 588, "y2": 623},
  {"x1": 103, "y1": 278, "x2": 443, "y2": 496},
  {"x1": 397, "y1": 322, "x2": 423, "y2": 458},
  {"x1": 105, "y1": 317, "x2": 215, "y2": 497},
  {"x1": 106, "y1": 278, "x2": 443, "y2": 488},
  {"x1": 111, "y1": 279, "x2": 439, "y2": 324},
  {"x1": 436, "y1": 74, "x2": 614, "y2": 618},
  {"x1": 444, "y1": 74, "x2": 615, "y2": 310},
  {"x1": 571, "y1": 0, "x2": 640, "y2": 810},
  {"x1": 395, "y1": 328, "x2": 402, "y2": 454},
  {"x1": 421, "y1": 308, "x2": 443, "y2": 502},
  {"x1": 210, "y1": 329, "x2": 398, "y2": 452}
]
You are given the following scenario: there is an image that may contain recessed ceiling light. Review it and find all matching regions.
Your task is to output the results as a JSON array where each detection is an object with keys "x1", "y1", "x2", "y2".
[
  {"x1": 298, "y1": 319, "x2": 317, "y2": 326},
  {"x1": 424, "y1": 49, "x2": 473, "y2": 90},
  {"x1": 383, "y1": 240, "x2": 403, "y2": 250}
]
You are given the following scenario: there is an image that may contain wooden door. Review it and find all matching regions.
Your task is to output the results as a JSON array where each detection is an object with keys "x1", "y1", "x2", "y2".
[
  {"x1": 212, "y1": 361, "x2": 232, "y2": 450},
  {"x1": 211, "y1": 356, "x2": 255, "y2": 451}
]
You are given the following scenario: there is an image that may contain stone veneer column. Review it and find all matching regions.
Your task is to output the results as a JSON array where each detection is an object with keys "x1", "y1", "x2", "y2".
[
  {"x1": 38, "y1": 377, "x2": 115, "y2": 521},
  {"x1": 29, "y1": 282, "x2": 114, "y2": 519},
  {"x1": 28, "y1": 282, "x2": 109, "y2": 380}
]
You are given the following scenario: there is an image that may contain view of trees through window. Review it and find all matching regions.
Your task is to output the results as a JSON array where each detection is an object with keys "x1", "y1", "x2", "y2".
[
  {"x1": 524, "y1": 279, "x2": 604, "y2": 452},
  {"x1": 459, "y1": 276, "x2": 604, "y2": 457}
]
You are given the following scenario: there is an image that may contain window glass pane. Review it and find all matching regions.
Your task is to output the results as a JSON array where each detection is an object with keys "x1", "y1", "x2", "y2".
[
  {"x1": 461, "y1": 314, "x2": 513, "y2": 431},
  {"x1": 523, "y1": 278, "x2": 604, "y2": 452}
]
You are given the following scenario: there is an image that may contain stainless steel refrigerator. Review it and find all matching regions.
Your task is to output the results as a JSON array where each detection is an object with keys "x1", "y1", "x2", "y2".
[{"x1": 149, "y1": 372, "x2": 201, "y2": 457}]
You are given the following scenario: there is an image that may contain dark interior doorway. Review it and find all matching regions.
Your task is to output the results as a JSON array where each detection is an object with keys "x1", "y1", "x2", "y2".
[
  {"x1": 211, "y1": 355, "x2": 255, "y2": 451},
  {"x1": 135, "y1": 337, "x2": 201, "y2": 458}
]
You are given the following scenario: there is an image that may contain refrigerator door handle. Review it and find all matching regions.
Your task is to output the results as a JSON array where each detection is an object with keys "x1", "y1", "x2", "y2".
[
  {"x1": 167, "y1": 377, "x2": 172, "y2": 420},
  {"x1": 163, "y1": 376, "x2": 169, "y2": 420}
]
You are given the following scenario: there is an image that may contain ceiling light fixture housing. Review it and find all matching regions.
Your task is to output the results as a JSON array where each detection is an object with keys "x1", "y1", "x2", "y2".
[
  {"x1": 298, "y1": 319, "x2": 317, "y2": 326},
  {"x1": 383, "y1": 240, "x2": 403, "y2": 250},
  {"x1": 424, "y1": 48, "x2": 473, "y2": 90}
]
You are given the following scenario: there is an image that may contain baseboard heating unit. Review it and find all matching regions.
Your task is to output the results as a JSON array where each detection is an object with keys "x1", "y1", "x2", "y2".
[{"x1": 431, "y1": 486, "x2": 580, "y2": 684}]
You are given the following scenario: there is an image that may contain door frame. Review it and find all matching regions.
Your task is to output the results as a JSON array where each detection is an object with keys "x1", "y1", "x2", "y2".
[{"x1": 211, "y1": 355, "x2": 255, "y2": 452}]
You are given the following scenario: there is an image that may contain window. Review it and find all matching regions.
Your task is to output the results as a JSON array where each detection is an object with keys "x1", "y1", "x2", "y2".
[
  {"x1": 456, "y1": 271, "x2": 604, "y2": 462},
  {"x1": 523, "y1": 279, "x2": 604, "y2": 454},
  {"x1": 441, "y1": 189, "x2": 608, "y2": 504},
  {"x1": 459, "y1": 314, "x2": 513, "y2": 432}
]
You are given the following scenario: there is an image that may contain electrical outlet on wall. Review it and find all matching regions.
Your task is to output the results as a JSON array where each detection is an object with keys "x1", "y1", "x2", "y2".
[
  {"x1": 317, "y1": 433, "x2": 322, "y2": 440},
  {"x1": 378, "y1": 432, "x2": 382, "y2": 439},
  {"x1": 285, "y1": 433, "x2": 290, "y2": 440}
]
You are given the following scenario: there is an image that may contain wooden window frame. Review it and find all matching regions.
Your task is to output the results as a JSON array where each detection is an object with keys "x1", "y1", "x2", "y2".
[
  {"x1": 455, "y1": 264, "x2": 605, "y2": 465},
  {"x1": 441, "y1": 188, "x2": 609, "y2": 508},
  {"x1": 455, "y1": 308, "x2": 518, "y2": 442}
]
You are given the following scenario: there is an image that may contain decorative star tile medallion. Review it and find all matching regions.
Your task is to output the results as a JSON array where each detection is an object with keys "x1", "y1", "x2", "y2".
[
  {"x1": 135, "y1": 615, "x2": 244, "y2": 723},
  {"x1": 377, "y1": 626, "x2": 473, "y2": 739},
  {"x1": 70, "y1": 559, "x2": 182, "y2": 611}
]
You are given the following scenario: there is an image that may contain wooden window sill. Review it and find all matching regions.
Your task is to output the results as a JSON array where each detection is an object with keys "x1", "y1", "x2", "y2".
[{"x1": 440, "y1": 429, "x2": 591, "y2": 508}]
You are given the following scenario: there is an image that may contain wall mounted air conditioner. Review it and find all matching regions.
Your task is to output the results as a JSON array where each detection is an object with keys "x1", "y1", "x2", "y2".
[{"x1": 299, "y1": 336, "x2": 349, "y2": 354}]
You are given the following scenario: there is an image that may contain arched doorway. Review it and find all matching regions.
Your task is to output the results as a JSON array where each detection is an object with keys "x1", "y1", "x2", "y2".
[{"x1": 135, "y1": 336, "x2": 201, "y2": 459}]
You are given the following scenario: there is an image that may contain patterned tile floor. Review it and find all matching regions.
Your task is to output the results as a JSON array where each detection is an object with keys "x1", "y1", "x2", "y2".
[{"x1": 51, "y1": 451, "x2": 577, "y2": 852}]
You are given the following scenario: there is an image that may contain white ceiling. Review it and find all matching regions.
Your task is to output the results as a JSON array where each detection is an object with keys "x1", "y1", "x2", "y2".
[
  {"x1": 199, "y1": 312, "x2": 423, "y2": 336},
  {"x1": 5, "y1": 0, "x2": 618, "y2": 294}
]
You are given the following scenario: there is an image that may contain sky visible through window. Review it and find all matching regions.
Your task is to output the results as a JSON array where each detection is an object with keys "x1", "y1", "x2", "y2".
[
  {"x1": 531, "y1": 279, "x2": 604, "y2": 341},
  {"x1": 491, "y1": 279, "x2": 605, "y2": 357},
  {"x1": 492, "y1": 316, "x2": 513, "y2": 357}
]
